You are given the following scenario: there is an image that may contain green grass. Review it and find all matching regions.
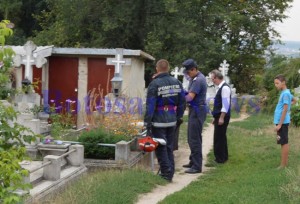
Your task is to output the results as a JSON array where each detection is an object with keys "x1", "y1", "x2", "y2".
[
  {"x1": 42, "y1": 113, "x2": 300, "y2": 204},
  {"x1": 160, "y1": 114, "x2": 300, "y2": 204},
  {"x1": 43, "y1": 168, "x2": 167, "y2": 204},
  {"x1": 230, "y1": 113, "x2": 273, "y2": 130},
  {"x1": 230, "y1": 109, "x2": 240, "y2": 119}
]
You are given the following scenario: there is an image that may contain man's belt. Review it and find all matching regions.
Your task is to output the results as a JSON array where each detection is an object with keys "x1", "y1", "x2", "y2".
[
  {"x1": 156, "y1": 105, "x2": 177, "y2": 112},
  {"x1": 188, "y1": 104, "x2": 206, "y2": 107}
]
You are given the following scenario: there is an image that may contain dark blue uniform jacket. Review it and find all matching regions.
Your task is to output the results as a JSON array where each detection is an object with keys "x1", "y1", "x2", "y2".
[{"x1": 144, "y1": 73, "x2": 186, "y2": 128}]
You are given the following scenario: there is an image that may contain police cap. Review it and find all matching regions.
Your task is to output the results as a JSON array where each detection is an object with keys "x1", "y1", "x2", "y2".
[{"x1": 182, "y1": 59, "x2": 198, "y2": 72}]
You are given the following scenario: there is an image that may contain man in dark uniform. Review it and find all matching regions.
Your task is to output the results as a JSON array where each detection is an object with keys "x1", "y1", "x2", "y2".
[
  {"x1": 182, "y1": 59, "x2": 207, "y2": 174},
  {"x1": 210, "y1": 69, "x2": 231, "y2": 163},
  {"x1": 144, "y1": 59, "x2": 185, "y2": 181}
]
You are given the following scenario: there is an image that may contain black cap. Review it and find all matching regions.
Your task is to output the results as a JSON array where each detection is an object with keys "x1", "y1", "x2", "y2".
[{"x1": 182, "y1": 59, "x2": 197, "y2": 72}]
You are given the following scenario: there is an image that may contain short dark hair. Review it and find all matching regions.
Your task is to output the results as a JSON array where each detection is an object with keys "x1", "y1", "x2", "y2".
[
  {"x1": 274, "y1": 74, "x2": 286, "y2": 82},
  {"x1": 156, "y1": 59, "x2": 169, "y2": 72},
  {"x1": 210, "y1": 69, "x2": 223, "y2": 80}
]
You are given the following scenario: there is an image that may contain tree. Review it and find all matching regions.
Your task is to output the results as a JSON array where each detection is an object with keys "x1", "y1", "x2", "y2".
[
  {"x1": 0, "y1": 0, "x2": 49, "y2": 45},
  {"x1": 217, "y1": 0, "x2": 292, "y2": 93},
  {"x1": 0, "y1": 0, "x2": 22, "y2": 20},
  {"x1": 31, "y1": 0, "x2": 292, "y2": 93}
]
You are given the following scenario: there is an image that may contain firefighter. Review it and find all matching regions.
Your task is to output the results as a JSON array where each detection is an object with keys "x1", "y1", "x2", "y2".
[{"x1": 144, "y1": 59, "x2": 185, "y2": 181}]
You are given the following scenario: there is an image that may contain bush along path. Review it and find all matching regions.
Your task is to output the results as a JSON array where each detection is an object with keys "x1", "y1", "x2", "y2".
[{"x1": 136, "y1": 114, "x2": 249, "y2": 204}]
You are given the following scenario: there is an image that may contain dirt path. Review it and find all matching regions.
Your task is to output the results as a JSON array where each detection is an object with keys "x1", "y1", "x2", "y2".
[{"x1": 136, "y1": 114, "x2": 248, "y2": 204}]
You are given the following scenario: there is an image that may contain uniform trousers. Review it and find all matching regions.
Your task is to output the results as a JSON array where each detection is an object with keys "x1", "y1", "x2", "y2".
[
  {"x1": 152, "y1": 126, "x2": 176, "y2": 179},
  {"x1": 187, "y1": 106, "x2": 206, "y2": 171}
]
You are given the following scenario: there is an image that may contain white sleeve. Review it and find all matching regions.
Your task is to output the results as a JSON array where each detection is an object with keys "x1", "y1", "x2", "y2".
[{"x1": 221, "y1": 86, "x2": 231, "y2": 113}]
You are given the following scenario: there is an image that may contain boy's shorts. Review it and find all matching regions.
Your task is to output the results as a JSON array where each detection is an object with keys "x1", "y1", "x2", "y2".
[{"x1": 276, "y1": 124, "x2": 289, "y2": 145}]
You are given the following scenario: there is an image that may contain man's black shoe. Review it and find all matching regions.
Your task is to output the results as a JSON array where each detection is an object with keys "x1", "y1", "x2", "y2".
[
  {"x1": 182, "y1": 163, "x2": 192, "y2": 168},
  {"x1": 163, "y1": 177, "x2": 173, "y2": 182},
  {"x1": 159, "y1": 172, "x2": 173, "y2": 182},
  {"x1": 159, "y1": 174, "x2": 172, "y2": 182},
  {"x1": 215, "y1": 159, "x2": 227, "y2": 164},
  {"x1": 184, "y1": 168, "x2": 201, "y2": 174}
]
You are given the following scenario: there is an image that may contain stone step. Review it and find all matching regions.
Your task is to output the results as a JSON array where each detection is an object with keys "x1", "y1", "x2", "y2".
[
  {"x1": 15, "y1": 165, "x2": 87, "y2": 199},
  {"x1": 28, "y1": 165, "x2": 87, "y2": 201},
  {"x1": 30, "y1": 167, "x2": 44, "y2": 186},
  {"x1": 21, "y1": 161, "x2": 69, "y2": 186},
  {"x1": 20, "y1": 161, "x2": 43, "y2": 183}
]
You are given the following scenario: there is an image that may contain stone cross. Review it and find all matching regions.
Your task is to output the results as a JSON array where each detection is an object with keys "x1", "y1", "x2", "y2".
[
  {"x1": 171, "y1": 67, "x2": 183, "y2": 79},
  {"x1": 13, "y1": 41, "x2": 47, "y2": 82},
  {"x1": 219, "y1": 60, "x2": 229, "y2": 77},
  {"x1": 107, "y1": 48, "x2": 131, "y2": 75},
  {"x1": 219, "y1": 60, "x2": 230, "y2": 83}
]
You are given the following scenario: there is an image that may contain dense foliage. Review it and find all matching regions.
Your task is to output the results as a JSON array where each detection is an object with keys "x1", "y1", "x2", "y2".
[
  {"x1": 291, "y1": 102, "x2": 300, "y2": 127},
  {"x1": 78, "y1": 128, "x2": 130, "y2": 159},
  {"x1": 0, "y1": 102, "x2": 37, "y2": 203},
  {"x1": 0, "y1": 20, "x2": 15, "y2": 99},
  {"x1": 0, "y1": 20, "x2": 38, "y2": 204},
  {"x1": 0, "y1": 0, "x2": 292, "y2": 93}
]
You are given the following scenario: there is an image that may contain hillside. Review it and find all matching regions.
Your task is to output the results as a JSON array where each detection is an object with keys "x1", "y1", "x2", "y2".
[{"x1": 272, "y1": 41, "x2": 300, "y2": 57}]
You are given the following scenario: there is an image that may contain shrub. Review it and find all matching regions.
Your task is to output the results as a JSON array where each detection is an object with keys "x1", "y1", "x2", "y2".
[
  {"x1": 0, "y1": 148, "x2": 31, "y2": 204},
  {"x1": 78, "y1": 128, "x2": 129, "y2": 159},
  {"x1": 291, "y1": 101, "x2": 300, "y2": 127},
  {"x1": 0, "y1": 20, "x2": 15, "y2": 101},
  {"x1": 0, "y1": 103, "x2": 38, "y2": 203}
]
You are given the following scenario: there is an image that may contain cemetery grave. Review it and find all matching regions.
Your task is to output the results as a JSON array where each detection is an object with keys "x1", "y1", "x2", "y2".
[{"x1": 2, "y1": 42, "x2": 155, "y2": 203}]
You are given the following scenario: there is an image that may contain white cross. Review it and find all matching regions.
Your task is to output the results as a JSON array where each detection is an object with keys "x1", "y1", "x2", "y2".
[
  {"x1": 13, "y1": 41, "x2": 47, "y2": 82},
  {"x1": 171, "y1": 67, "x2": 183, "y2": 79},
  {"x1": 107, "y1": 48, "x2": 131, "y2": 75},
  {"x1": 219, "y1": 60, "x2": 229, "y2": 77},
  {"x1": 23, "y1": 41, "x2": 36, "y2": 81},
  {"x1": 112, "y1": 54, "x2": 125, "y2": 73}
]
